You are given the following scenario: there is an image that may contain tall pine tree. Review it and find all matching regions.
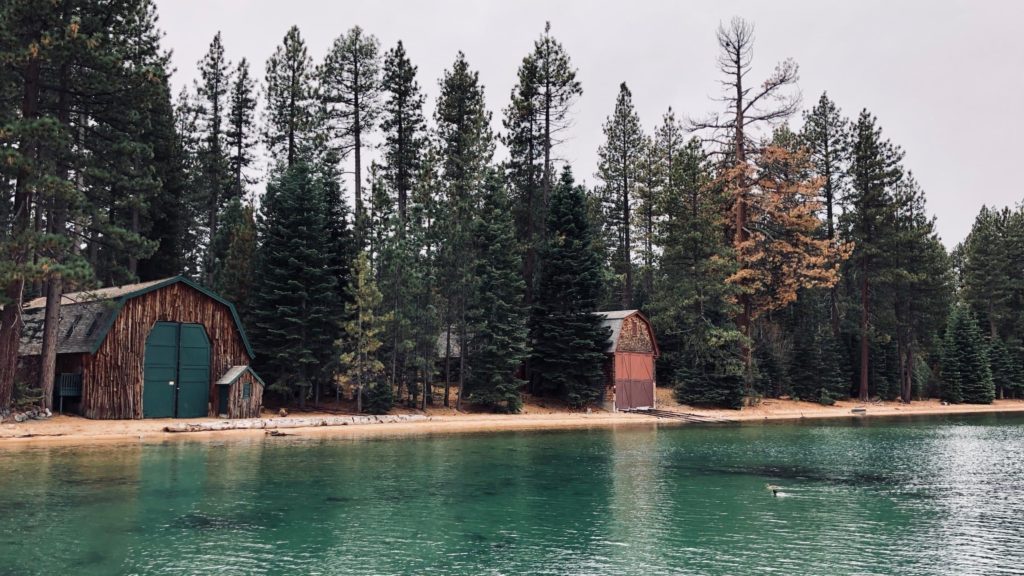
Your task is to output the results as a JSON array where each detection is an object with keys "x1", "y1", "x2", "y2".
[{"x1": 531, "y1": 167, "x2": 611, "y2": 407}]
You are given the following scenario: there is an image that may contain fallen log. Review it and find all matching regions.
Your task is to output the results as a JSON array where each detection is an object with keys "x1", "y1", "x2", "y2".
[{"x1": 163, "y1": 414, "x2": 429, "y2": 433}]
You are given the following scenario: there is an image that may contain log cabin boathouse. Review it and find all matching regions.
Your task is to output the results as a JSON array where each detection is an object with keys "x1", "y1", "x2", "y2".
[
  {"x1": 598, "y1": 310, "x2": 659, "y2": 411},
  {"x1": 17, "y1": 276, "x2": 263, "y2": 419}
]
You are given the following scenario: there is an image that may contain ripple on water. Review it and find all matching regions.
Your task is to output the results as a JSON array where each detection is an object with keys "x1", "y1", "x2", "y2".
[{"x1": 1, "y1": 415, "x2": 1024, "y2": 575}]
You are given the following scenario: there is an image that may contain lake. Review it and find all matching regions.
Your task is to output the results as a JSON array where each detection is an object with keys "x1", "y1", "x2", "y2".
[{"x1": 1, "y1": 414, "x2": 1023, "y2": 575}]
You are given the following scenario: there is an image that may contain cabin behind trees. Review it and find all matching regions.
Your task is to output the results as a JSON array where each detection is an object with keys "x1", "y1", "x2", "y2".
[
  {"x1": 17, "y1": 277, "x2": 263, "y2": 419},
  {"x1": 598, "y1": 310, "x2": 659, "y2": 411}
]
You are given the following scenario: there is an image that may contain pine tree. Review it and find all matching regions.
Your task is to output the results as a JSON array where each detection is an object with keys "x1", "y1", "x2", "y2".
[
  {"x1": 195, "y1": 32, "x2": 231, "y2": 283},
  {"x1": 338, "y1": 252, "x2": 391, "y2": 413},
  {"x1": 988, "y1": 337, "x2": 1021, "y2": 399},
  {"x1": 942, "y1": 305, "x2": 994, "y2": 404},
  {"x1": 375, "y1": 41, "x2": 429, "y2": 403},
  {"x1": 466, "y1": 172, "x2": 528, "y2": 412},
  {"x1": 728, "y1": 133, "x2": 847, "y2": 326},
  {"x1": 596, "y1": 82, "x2": 643, "y2": 309},
  {"x1": 320, "y1": 26, "x2": 381, "y2": 231},
  {"x1": 690, "y1": 17, "x2": 800, "y2": 362},
  {"x1": 888, "y1": 174, "x2": 953, "y2": 402},
  {"x1": 644, "y1": 137, "x2": 744, "y2": 408},
  {"x1": 503, "y1": 22, "x2": 582, "y2": 309},
  {"x1": 841, "y1": 110, "x2": 904, "y2": 401},
  {"x1": 250, "y1": 163, "x2": 338, "y2": 408},
  {"x1": 211, "y1": 198, "x2": 256, "y2": 321},
  {"x1": 633, "y1": 134, "x2": 659, "y2": 307},
  {"x1": 531, "y1": 167, "x2": 611, "y2": 407},
  {"x1": 379, "y1": 40, "x2": 425, "y2": 225},
  {"x1": 960, "y1": 206, "x2": 1013, "y2": 338},
  {"x1": 226, "y1": 57, "x2": 257, "y2": 201},
  {"x1": 0, "y1": 0, "x2": 171, "y2": 408},
  {"x1": 434, "y1": 52, "x2": 494, "y2": 409},
  {"x1": 801, "y1": 92, "x2": 849, "y2": 334},
  {"x1": 137, "y1": 82, "x2": 194, "y2": 281},
  {"x1": 263, "y1": 25, "x2": 315, "y2": 169}
]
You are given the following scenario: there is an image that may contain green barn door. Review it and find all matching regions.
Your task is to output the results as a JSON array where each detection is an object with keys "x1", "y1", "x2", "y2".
[
  {"x1": 176, "y1": 324, "x2": 211, "y2": 418},
  {"x1": 143, "y1": 322, "x2": 179, "y2": 418},
  {"x1": 143, "y1": 323, "x2": 211, "y2": 418}
]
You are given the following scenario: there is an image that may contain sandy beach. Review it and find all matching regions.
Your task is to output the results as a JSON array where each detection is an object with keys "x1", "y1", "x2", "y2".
[{"x1": 3, "y1": 389, "x2": 1024, "y2": 448}]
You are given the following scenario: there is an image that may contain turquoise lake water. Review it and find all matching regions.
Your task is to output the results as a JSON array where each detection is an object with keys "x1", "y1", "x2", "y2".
[{"x1": 1, "y1": 414, "x2": 1023, "y2": 575}]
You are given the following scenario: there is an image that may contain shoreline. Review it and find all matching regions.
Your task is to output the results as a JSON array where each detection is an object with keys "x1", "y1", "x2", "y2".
[{"x1": 2, "y1": 398, "x2": 1023, "y2": 448}]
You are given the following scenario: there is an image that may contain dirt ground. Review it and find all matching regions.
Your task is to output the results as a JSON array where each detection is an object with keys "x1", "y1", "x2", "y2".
[{"x1": 3, "y1": 390, "x2": 1024, "y2": 447}]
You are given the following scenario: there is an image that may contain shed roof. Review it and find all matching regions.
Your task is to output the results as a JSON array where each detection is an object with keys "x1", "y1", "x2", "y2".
[
  {"x1": 596, "y1": 309, "x2": 659, "y2": 356},
  {"x1": 19, "y1": 276, "x2": 255, "y2": 358},
  {"x1": 216, "y1": 365, "x2": 265, "y2": 388}
]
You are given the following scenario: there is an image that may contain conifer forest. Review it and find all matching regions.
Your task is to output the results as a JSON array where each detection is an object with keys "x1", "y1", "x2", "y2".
[{"x1": 3, "y1": 1, "x2": 1022, "y2": 415}]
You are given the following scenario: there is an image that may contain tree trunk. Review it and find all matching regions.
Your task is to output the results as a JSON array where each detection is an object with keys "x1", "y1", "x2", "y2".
[
  {"x1": 0, "y1": 58, "x2": 41, "y2": 410},
  {"x1": 859, "y1": 269, "x2": 870, "y2": 402},
  {"x1": 444, "y1": 322, "x2": 452, "y2": 408},
  {"x1": 622, "y1": 155, "x2": 632, "y2": 309},
  {"x1": 129, "y1": 205, "x2": 140, "y2": 276},
  {"x1": 353, "y1": 60, "x2": 363, "y2": 234},
  {"x1": 38, "y1": 59, "x2": 74, "y2": 412},
  {"x1": 456, "y1": 316, "x2": 466, "y2": 411},
  {"x1": 902, "y1": 344, "x2": 914, "y2": 404},
  {"x1": 37, "y1": 276, "x2": 63, "y2": 412}
]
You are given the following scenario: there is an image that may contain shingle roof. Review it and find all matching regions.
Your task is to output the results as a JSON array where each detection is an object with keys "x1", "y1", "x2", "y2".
[
  {"x1": 596, "y1": 309, "x2": 640, "y2": 353},
  {"x1": 18, "y1": 276, "x2": 255, "y2": 358},
  {"x1": 22, "y1": 279, "x2": 167, "y2": 309},
  {"x1": 19, "y1": 300, "x2": 119, "y2": 355},
  {"x1": 216, "y1": 365, "x2": 265, "y2": 388}
]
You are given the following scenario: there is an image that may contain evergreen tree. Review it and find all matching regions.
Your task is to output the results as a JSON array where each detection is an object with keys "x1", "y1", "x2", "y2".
[
  {"x1": 195, "y1": 32, "x2": 231, "y2": 283},
  {"x1": 942, "y1": 305, "x2": 994, "y2": 404},
  {"x1": 988, "y1": 337, "x2": 1022, "y2": 399},
  {"x1": 643, "y1": 137, "x2": 745, "y2": 408},
  {"x1": 211, "y1": 198, "x2": 256, "y2": 321},
  {"x1": 596, "y1": 82, "x2": 643, "y2": 308},
  {"x1": 840, "y1": 110, "x2": 904, "y2": 401},
  {"x1": 263, "y1": 25, "x2": 315, "y2": 168},
  {"x1": 633, "y1": 134, "x2": 659, "y2": 306},
  {"x1": 226, "y1": 57, "x2": 257, "y2": 201},
  {"x1": 0, "y1": 0, "x2": 170, "y2": 408},
  {"x1": 960, "y1": 206, "x2": 1015, "y2": 338},
  {"x1": 321, "y1": 26, "x2": 381, "y2": 230},
  {"x1": 434, "y1": 52, "x2": 494, "y2": 409},
  {"x1": 466, "y1": 173, "x2": 528, "y2": 412},
  {"x1": 250, "y1": 163, "x2": 337, "y2": 408},
  {"x1": 531, "y1": 167, "x2": 611, "y2": 407},
  {"x1": 503, "y1": 22, "x2": 582, "y2": 308},
  {"x1": 137, "y1": 80, "x2": 195, "y2": 281},
  {"x1": 339, "y1": 252, "x2": 391, "y2": 414},
  {"x1": 888, "y1": 174, "x2": 953, "y2": 402},
  {"x1": 801, "y1": 92, "x2": 849, "y2": 333},
  {"x1": 375, "y1": 41, "x2": 428, "y2": 403},
  {"x1": 379, "y1": 40, "x2": 425, "y2": 225}
]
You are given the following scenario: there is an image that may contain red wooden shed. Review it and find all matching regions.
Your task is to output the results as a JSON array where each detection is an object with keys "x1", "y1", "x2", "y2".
[{"x1": 597, "y1": 310, "x2": 659, "y2": 411}]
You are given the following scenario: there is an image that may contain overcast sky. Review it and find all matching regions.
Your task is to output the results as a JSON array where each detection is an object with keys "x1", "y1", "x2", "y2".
[{"x1": 155, "y1": 0, "x2": 1024, "y2": 247}]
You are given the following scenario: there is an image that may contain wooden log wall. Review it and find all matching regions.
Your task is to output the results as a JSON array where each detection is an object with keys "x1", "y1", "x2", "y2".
[
  {"x1": 81, "y1": 283, "x2": 251, "y2": 419},
  {"x1": 227, "y1": 371, "x2": 263, "y2": 419}
]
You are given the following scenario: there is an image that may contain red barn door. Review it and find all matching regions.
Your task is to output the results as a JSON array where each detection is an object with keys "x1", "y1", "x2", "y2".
[{"x1": 614, "y1": 352, "x2": 655, "y2": 410}]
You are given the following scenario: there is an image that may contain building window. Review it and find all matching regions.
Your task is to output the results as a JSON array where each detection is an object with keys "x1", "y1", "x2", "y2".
[{"x1": 242, "y1": 382, "x2": 251, "y2": 400}]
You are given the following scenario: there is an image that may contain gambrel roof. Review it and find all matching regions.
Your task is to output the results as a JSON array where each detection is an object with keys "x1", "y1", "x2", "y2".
[
  {"x1": 596, "y1": 309, "x2": 659, "y2": 356},
  {"x1": 19, "y1": 276, "x2": 254, "y2": 357}
]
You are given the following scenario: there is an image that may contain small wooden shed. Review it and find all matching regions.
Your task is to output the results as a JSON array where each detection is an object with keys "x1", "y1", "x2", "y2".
[
  {"x1": 597, "y1": 310, "x2": 659, "y2": 411},
  {"x1": 18, "y1": 276, "x2": 263, "y2": 419}
]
